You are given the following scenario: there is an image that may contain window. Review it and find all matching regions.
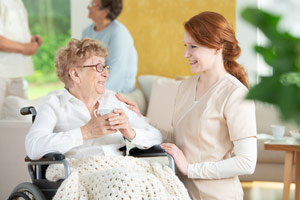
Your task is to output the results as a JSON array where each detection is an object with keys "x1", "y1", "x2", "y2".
[
  {"x1": 23, "y1": 0, "x2": 71, "y2": 99},
  {"x1": 236, "y1": 0, "x2": 300, "y2": 85}
]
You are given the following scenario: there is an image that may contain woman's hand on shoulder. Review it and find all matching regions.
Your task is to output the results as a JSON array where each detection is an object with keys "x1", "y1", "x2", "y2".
[
  {"x1": 81, "y1": 114, "x2": 117, "y2": 140},
  {"x1": 161, "y1": 143, "x2": 189, "y2": 176},
  {"x1": 115, "y1": 93, "x2": 141, "y2": 117}
]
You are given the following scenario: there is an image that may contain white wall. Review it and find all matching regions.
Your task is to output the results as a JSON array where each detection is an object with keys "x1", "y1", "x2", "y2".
[
  {"x1": 236, "y1": 0, "x2": 259, "y2": 85},
  {"x1": 236, "y1": 0, "x2": 300, "y2": 85},
  {"x1": 71, "y1": 0, "x2": 91, "y2": 39}
]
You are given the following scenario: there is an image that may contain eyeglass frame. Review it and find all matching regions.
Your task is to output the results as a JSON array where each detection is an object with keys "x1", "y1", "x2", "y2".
[{"x1": 78, "y1": 63, "x2": 110, "y2": 73}]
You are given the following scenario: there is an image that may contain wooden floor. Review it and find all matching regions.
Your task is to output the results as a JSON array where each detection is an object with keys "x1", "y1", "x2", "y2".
[{"x1": 242, "y1": 181, "x2": 295, "y2": 200}]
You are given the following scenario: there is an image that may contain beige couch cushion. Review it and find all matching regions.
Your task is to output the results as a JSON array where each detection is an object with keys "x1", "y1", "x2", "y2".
[
  {"x1": 138, "y1": 75, "x2": 161, "y2": 102},
  {"x1": 146, "y1": 77, "x2": 181, "y2": 133},
  {"x1": 1, "y1": 96, "x2": 42, "y2": 121}
]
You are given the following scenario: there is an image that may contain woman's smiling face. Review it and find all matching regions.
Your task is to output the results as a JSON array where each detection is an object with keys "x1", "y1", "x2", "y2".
[
  {"x1": 183, "y1": 30, "x2": 218, "y2": 74},
  {"x1": 79, "y1": 55, "x2": 108, "y2": 95}
]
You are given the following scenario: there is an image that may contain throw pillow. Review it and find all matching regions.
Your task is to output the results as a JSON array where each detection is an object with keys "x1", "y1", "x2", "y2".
[
  {"x1": 146, "y1": 77, "x2": 181, "y2": 138},
  {"x1": 138, "y1": 75, "x2": 161, "y2": 102}
]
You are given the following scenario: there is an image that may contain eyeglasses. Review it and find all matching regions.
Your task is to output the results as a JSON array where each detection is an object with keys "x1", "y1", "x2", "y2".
[{"x1": 79, "y1": 63, "x2": 110, "y2": 73}]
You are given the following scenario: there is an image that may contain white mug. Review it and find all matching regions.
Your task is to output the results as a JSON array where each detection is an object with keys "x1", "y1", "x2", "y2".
[
  {"x1": 271, "y1": 125, "x2": 285, "y2": 139},
  {"x1": 94, "y1": 108, "x2": 114, "y2": 118}
]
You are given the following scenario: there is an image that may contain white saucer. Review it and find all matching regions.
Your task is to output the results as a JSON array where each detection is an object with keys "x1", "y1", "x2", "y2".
[{"x1": 271, "y1": 137, "x2": 286, "y2": 141}]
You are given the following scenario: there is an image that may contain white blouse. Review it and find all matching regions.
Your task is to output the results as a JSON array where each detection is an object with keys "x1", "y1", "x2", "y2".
[{"x1": 25, "y1": 88, "x2": 163, "y2": 160}]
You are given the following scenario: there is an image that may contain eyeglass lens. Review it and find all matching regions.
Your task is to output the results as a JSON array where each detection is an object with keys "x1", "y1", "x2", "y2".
[{"x1": 96, "y1": 64, "x2": 109, "y2": 73}]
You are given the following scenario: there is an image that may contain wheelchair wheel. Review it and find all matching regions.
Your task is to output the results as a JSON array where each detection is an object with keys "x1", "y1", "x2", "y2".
[{"x1": 8, "y1": 182, "x2": 46, "y2": 200}]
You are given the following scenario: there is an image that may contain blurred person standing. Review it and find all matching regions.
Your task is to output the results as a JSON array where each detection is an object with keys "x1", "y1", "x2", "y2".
[
  {"x1": 0, "y1": 0, "x2": 42, "y2": 109},
  {"x1": 82, "y1": 0, "x2": 137, "y2": 93}
]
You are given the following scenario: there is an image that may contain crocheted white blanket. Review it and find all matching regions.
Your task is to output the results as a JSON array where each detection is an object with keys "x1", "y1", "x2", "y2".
[{"x1": 46, "y1": 156, "x2": 191, "y2": 200}]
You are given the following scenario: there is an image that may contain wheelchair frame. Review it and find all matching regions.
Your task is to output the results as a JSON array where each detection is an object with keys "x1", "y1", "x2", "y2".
[{"x1": 8, "y1": 106, "x2": 175, "y2": 200}]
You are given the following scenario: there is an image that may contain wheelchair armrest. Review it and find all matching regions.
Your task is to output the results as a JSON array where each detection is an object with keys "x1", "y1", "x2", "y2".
[
  {"x1": 129, "y1": 145, "x2": 175, "y2": 172},
  {"x1": 129, "y1": 145, "x2": 166, "y2": 157},
  {"x1": 25, "y1": 153, "x2": 70, "y2": 180},
  {"x1": 20, "y1": 106, "x2": 37, "y2": 123},
  {"x1": 25, "y1": 153, "x2": 65, "y2": 162}
]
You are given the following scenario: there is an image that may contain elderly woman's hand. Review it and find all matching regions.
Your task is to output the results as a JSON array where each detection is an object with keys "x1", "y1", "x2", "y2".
[
  {"x1": 107, "y1": 108, "x2": 136, "y2": 140},
  {"x1": 81, "y1": 114, "x2": 117, "y2": 140}
]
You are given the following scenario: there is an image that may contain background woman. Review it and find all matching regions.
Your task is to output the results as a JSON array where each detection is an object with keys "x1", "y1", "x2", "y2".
[
  {"x1": 25, "y1": 38, "x2": 162, "y2": 160},
  {"x1": 118, "y1": 11, "x2": 257, "y2": 200},
  {"x1": 82, "y1": 0, "x2": 137, "y2": 93}
]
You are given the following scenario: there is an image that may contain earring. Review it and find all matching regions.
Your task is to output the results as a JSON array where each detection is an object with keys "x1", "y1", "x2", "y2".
[{"x1": 215, "y1": 49, "x2": 221, "y2": 55}]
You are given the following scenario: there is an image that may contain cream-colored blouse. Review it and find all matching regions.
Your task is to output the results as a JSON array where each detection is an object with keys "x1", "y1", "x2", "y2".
[{"x1": 172, "y1": 73, "x2": 257, "y2": 200}]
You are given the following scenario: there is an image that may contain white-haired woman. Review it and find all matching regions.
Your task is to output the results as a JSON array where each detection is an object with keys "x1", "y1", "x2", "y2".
[{"x1": 25, "y1": 38, "x2": 162, "y2": 160}]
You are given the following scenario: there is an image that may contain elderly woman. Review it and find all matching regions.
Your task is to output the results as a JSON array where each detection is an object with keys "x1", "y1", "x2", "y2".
[{"x1": 25, "y1": 38, "x2": 162, "y2": 160}]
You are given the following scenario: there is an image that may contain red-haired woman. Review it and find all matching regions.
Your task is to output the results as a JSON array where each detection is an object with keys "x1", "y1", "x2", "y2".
[{"x1": 118, "y1": 11, "x2": 257, "y2": 200}]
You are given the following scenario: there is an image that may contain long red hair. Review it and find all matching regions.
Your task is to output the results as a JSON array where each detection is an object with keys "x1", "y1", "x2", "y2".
[{"x1": 184, "y1": 11, "x2": 248, "y2": 87}]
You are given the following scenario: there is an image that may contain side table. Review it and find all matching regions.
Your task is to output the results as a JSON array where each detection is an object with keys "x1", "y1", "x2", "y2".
[{"x1": 264, "y1": 138, "x2": 300, "y2": 200}]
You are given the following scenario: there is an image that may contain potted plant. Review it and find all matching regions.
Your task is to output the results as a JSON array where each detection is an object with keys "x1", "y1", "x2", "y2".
[{"x1": 241, "y1": 8, "x2": 300, "y2": 126}]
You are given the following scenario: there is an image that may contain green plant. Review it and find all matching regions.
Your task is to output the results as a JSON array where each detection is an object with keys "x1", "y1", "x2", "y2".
[
  {"x1": 25, "y1": 33, "x2": 70, "y2": 84},
  {"x1": 23, "y1": 0, "x2": 71, "y2": 84},
  {"x1": 241, "y1": 8, "x2": 300, "y2": 126}
]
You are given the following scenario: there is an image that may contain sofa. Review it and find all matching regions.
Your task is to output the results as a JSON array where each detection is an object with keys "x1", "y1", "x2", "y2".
[{"x1": 0, "y1": 75, "x2": 299, "y2": 199}]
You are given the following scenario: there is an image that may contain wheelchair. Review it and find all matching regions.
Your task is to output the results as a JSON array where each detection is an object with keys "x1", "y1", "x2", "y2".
[{"x1": 8, "y1": 106, "x2": 175, "y2": 200}]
